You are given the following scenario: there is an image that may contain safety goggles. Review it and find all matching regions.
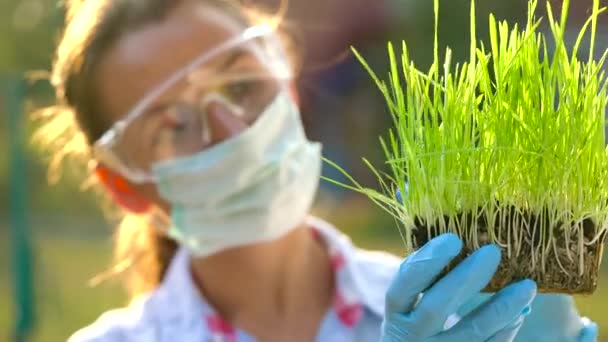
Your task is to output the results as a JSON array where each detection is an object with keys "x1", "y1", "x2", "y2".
[{"x1": 92, "y1": 25, "x2": 292, "y2": 184}]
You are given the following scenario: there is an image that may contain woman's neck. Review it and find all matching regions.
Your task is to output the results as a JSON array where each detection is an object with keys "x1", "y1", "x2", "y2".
[{"x1": 189, "y1": 225, "x2": 334, "y2": 340}]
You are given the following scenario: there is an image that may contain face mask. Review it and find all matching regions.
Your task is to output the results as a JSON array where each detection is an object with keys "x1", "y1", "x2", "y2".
[{"x1": 151, "y1": 91, "x2": 322, "y2": 257}]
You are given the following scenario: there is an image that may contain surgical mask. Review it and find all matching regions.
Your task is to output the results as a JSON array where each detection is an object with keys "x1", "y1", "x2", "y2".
[{"x1": 151, "y1": 91, "x2": 322, "y2": 257}]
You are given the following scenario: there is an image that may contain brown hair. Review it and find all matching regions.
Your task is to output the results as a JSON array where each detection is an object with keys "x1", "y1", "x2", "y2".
[{"x1": 37, "y1": 0, "x2": 289, "y2": 299}]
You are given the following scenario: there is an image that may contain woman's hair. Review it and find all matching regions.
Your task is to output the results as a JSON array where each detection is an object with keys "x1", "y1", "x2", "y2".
[{"x1": 37, "y1": 0, "x2": 289, "y2": 300}]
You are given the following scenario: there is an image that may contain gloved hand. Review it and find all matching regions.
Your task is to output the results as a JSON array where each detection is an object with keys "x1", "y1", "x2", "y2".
[
  {"x1": 456, "y1": 294, "x2": 598, "y2": 342},
  {"x1": 579, "y1": 317, "x2": 599, "y2": 342},
  {"x1": 383, "y1": 233, "x2": 537, "y2": 341},
  {"x1": 515, "y1": 294, "x2": 598, "y2": 342}
]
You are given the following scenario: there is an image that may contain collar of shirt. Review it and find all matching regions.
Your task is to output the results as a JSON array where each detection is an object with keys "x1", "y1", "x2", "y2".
[{"x1": 153, "y1": 216, "x2": 398, "y2": 339}]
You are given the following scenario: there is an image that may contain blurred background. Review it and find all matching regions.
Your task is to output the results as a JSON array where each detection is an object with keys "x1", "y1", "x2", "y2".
[{"x1": 2, "y1": 0, "x2": 608, "y2": 340}]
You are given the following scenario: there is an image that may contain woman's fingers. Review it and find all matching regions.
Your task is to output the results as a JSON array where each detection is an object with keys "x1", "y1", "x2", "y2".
[
  {"x1": 385, "y1": 233, "x2": 462, "y2": 314},
  {"x1": 432, "y1": 279, "x2": 537, "y2": 341},
  {"x1": 485, "y1": 315, "x2": 526, "y2": 342},
  {"x1": 430, "y1": 316, "x2": 526, "y2": 342},
  {"x1": 409, "y1": 244, "x2": 502, "y2": 337},
  {"x1": 383, "y1": 235, "x2": 537, "y2": 342}
]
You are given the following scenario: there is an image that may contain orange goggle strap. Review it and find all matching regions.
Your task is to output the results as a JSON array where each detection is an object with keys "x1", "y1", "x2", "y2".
[{"x1": 95, "y1": 164, "x2": 152, "y2": 214}]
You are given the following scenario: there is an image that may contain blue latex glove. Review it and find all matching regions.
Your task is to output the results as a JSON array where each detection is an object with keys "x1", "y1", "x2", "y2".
[
  {"x1": 395, "y1": 188, "x2": 404, "y2": 204},
  {"x1": 579, "y1": 318, "x2": 599, "y2": 342},
  {"x1": 515, "y1": 294, "x2": 598, "y2": 342},
  {"x1": 383, "y1": 233, "x2": 538, "y2": 341},
  {"x1": 395, "y1": 185, "x2": 408, "y2": 204},
  {"x1": 457, "y1": 294, "x2": 598, "y2": 342}
]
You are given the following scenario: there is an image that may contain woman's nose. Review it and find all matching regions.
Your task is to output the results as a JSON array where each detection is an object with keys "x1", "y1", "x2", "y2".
[{"x1": 205, "y1": 101, "x2": 248, "y2": 144}]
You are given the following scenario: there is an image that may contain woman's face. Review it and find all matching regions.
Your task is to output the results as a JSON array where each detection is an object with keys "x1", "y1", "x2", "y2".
[{"x1": 93, "y1": 0, "x2": 282, "y2": 209}]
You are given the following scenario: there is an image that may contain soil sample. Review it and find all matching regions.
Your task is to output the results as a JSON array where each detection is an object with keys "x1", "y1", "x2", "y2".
[{"x1": 411, "y1": 205, "x2": 606, "y2": 294}]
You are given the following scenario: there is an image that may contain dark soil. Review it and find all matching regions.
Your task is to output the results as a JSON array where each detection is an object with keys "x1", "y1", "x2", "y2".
[{"x1": 412, "y1": 205, "x2": 605, "y2": 294}]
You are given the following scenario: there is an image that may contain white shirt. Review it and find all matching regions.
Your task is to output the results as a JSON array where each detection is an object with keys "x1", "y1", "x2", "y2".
[{"x1": 69, "y1": 217, "x2": 401, "y2": 341}]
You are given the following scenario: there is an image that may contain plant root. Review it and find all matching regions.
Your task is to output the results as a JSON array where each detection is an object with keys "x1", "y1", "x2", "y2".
[{"x1": 411, "y1": 206, "x2": 606, "y2": 294}]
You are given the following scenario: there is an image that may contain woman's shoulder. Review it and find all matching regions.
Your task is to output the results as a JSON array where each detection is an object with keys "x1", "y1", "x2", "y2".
[
  {"x1": 355, "y1": 248, "x2": 403, "y2": 275},
  {"x1": 353, "y1": 247, "x2": 401, "y2": 281},
  {"x1": 69, "y1": 241, "x2": 233, "y2": 341},
  {"x1": 67, "y1": 294, "x2": 160, "y2": 342},
  {"x1": 68, "y1": 246, "x2": 211, "y2": 341},
  {"x1": 349, "y1": 247, "x2": 402, "y2": 314}
]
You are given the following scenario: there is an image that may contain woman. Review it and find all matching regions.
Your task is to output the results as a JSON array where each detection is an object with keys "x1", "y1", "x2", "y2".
[{"x1": 41, "y1": 0, "x2": 598, "y2": 340}]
